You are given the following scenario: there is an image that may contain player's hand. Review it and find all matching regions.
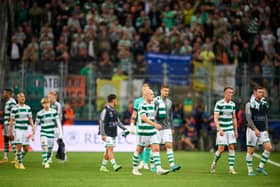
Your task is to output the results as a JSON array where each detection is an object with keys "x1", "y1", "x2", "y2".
[
  {"x1": 218, "y1": 129, "x2": 224, "y2": 136},
  {"x1": 154, "y1": 123, "x2": 162, "y2": 130},
  {"x1": 122, "y1": 129, "x2": 130, "y2": 137},
  {"x1": 235, "y1": 131, "x2": 238, "y2": 140},
  {"x1": 101, "y1": 135, "x2": 106, "y2": 142},
  {"x1": 254, "y1": 128, "x2": 260, "y2": 137},
  {"x1": 130, "y1": 124, "x2": 136, "y2": 134},
  {"x1": 9, "y1": 133, "x2": 14, "y2": 141}
]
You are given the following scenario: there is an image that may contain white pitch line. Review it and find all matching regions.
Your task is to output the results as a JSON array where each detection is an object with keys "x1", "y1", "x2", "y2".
[{"x1": 253, "y1": 153, "x2": 280, "y2": 167}]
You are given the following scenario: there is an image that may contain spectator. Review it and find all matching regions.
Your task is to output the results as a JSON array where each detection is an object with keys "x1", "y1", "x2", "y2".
[
  {"x1": 121, "y1": 101, "x2": 133, "y2": 125},
  {"x1": 172, "y1": 103, "x2": 184, "y2": 150},
  {"x1": 180, "y1": 116, "x2": 197, "y2": 150},
  {"x1": 112, "y1": 68, "x2": 127, "y2": 81},
  {"x1": 97, "y1": 50, "x2": 114, "y2": 80},
  {"x1": 29, "y1": 2, "x2": 43, "y2": 36},
  {"x1": 22, "y1": 44, "x2": 38, "y2": 72},
  {"x1": 237, "y1": 104, "x2": 247, "y2": 151},
  {"x1": 62, "y1": 103, "x2": 75, "y2": 126},
  {"x1": 7, "y1": 35, "x2": 23, "y2": 71}
]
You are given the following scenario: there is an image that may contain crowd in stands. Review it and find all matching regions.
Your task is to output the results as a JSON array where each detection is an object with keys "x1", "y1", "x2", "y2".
[{"x1": 6, "y1": 0, "x2": 280, "y2": 96}]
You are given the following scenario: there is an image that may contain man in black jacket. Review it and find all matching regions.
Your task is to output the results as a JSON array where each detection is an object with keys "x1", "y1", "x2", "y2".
[{"x1": 99, "y1": 94, "x2": 129, "y2": 172}]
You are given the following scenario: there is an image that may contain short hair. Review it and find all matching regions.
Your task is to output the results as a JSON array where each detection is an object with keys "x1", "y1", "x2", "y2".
[
  {"x1": 48, "y1": 91, "x2": 57, "y2": 96},
  {"x1": 4, "y1": 88, "x2": 13, "y2": 93},
  {"x1": 41, "y1": 97, "x2": 50, "y2": 104},
  {"x1": 224, "y1": 87, "x2": 233, "y2": 92},
  {"x1": 142, "y1": 83, "x2": 149, "y2": 88},
  {"x1": 107, "y1": 94, "x2": 117, "y2": 102},
  {"x1": 161, "y1": 84, "x2": 169, "y2": 89},
  {"x1": 17, "y1": 92, "x2": 25, "y2": 97},
  {"x1": 253, "y1": 85, "x2": 264, "y2": 91}
]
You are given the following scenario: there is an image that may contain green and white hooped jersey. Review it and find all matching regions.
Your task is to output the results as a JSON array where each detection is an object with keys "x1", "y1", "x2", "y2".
[
  {"x1": 214, "y1": 99, "x2": 236, "y2": 132},
  {"x1": 11, "y1": 104, "x2": 32, "y2": 130},
  {"x1": 4, "y1": 98, "x2": 17, "y2": 125},
  {"x1": 137, "y1": 101, "x2": 157, "y2": 136},
  {"x1": 35, "y1": 108, "x2": 59, "y2": 138}
]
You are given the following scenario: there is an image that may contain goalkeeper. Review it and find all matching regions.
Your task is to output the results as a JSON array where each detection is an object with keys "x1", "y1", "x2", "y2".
[{"x1": 99, "y1": 94, "x2": 129, "y2": 172}]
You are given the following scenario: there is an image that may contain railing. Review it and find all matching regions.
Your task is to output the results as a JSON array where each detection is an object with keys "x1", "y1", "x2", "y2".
[{"x1": 4, "y1": 62, "x2": 280, "y2": 121}]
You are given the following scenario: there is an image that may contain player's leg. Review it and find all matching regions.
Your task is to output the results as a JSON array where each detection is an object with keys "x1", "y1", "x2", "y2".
[
  {"x1": 151, "y1": 143, "x2": 169, "y2": 175},
  {"x1": 14, "y1": 130, "x2": 25, "y2": 169},
  {"x1": 164, "y1": 129, "x2": 180, "y2": 172},
  {"x1": 165, "y1": 142, "x2": 181, "y2": 172},
  {"x1": 228, "y1": 131, "x2": 237, "y2": 174},
  {"x1": 41, "y1": 136, "x2": 49, "y2": 168},
  {"x1": 100, "y1": 148, "x2": 109, "y2": 172},
  {"x1": 256, "y1": 134, "x2": 272, "y2": 176},
  {"x1": 210, "y1": 131, "x2": 225, "y2": 173},
  {"x1": 246, "y1": 128, "x2": 257, "y2": 176},
  {"x1": 108, "y1": 146, "x2": 121, "y2": 171},
  {"x1": 142, "y1": 146, "x2": 151, "y2": 169},
  {"x1": 228, "y1": 144, "x2": 236, "y2": 174},
  {"x1": 0, "y1": 125, "x2": 10, "y2": 162},
  {"x1": 132, "y1": 145, "x2": 144, "y2": 175}
]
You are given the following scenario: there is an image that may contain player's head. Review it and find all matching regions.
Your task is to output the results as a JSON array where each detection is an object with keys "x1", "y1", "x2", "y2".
[
  {"x1": 223, "y1": 87, "x2": 234, "y2": 101},
  {"x1": 145, "y1": 89, "x2": 154, "y2": 102},
  {"x1": 3, "y1": 88, "x2": 13, "y2": 99},
  {"x1": 48, "y1": 91, "x2": 57, "y2": 102},
  {"x1": 160, "y1": 84, "x2": 169, "y2": 98},
  {"x1": 17, "y1": 92, "x2": 25, "y2": 104},
  {"x1": 41, "y1": 97, "x2": 50, "y2": 109},
  {"x1": 141, "y1": 83, "x2": 150, "y2": 96},
  {"x1": 253, "y1": 86, "x2": 265, "y2": 100},
  {"x1": 107, "y1": 94, "x2": 117, "y2": 107}
]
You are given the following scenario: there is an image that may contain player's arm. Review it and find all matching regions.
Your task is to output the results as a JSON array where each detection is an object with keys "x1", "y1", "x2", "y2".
[
  {"x1": 192, "y1": 0, "x2": 200, "y2": 12},
  {"x1": 245, "y1": 102, "x2": 260, "y2": 136},
  {"x1": 99, "y1": 108, "x2": 107, "y2": 141},
  {"x1": 141, "y1": 114, "x2": 161, "y2": 130},
  {"x1": 129, "y1": 107, "x2": 138, "y2": 134},
  {"x1": 214, "y1": 112, "x2": 223, "y2": 136},
  {"x1": 9, "y1": 108, "x2": 16, "y2": 140},
  {"x1": 232, "y1": 111, "x2": 238, "y2": 139}
]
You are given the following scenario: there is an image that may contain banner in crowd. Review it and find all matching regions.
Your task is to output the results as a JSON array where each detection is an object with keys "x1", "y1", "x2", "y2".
[
  {"x1": 192, "y1": 61, "x2": 214, "y2": 91},
  {"x1": 96, "y1": 79, "x2": 121, "y2": 111},
  {"x1": 29, "y1": 126, "x2": 136, "y2": 152},
  {"x1": 65, "y1": 75, "x2": 86, "y2": 106},
  {"x1": 44, "y1": 75, "x2": 61, "y2": 96},
  {"x1": 213, "y1": 65, "x2": 236, "y2": 94},
  {"x1": 97, "y1": 79, "x2": 145, "y2": 112},
  {"x1": 145, "y1": 53, "x2": 191, "y2": 86}
]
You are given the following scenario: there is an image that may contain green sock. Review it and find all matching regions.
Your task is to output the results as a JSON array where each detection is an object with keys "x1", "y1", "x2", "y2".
[
  {"x1": 139, "y1": 151, "x2": 144, "y2": 162},
  {"x1": 143, "y1": 147, "x2": 151, "y2": 164}
]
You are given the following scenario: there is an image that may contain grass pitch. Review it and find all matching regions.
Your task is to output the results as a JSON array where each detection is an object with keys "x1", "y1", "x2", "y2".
[{"x1": 0, "y1": 152, "x2": 279, "y2": 187}]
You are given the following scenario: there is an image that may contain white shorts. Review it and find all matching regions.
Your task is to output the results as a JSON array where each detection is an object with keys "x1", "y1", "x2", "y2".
[
  {"x1": 159, "y1": 129, "x2": 173, "y2": 144},
  {"x1": 136, "y1": 132, "x2": 160, "y2": 147},
  {"x1": 246, "y1": 128, "x2": 270, "y2": 147},
  {"x1": 216, "y1": 131, "x2": 236, "y2": 146},
  {"x1": 14, "y1": 129, "x2": 30, "y2": 145},
  {"x1": 41, "y1": 136, "x2": 55, "y2": 149},
  {"x1": 103, "y1": 136, "x2": 116, "y2": 147}
]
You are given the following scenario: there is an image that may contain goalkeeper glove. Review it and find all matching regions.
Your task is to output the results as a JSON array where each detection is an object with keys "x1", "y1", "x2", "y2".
[
  {"x1": 122, "y1": 129, "x2": 129, "y2": 137},
  {"x1": 260, "y1": 97, "x2": 269, "y2": 108}
]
